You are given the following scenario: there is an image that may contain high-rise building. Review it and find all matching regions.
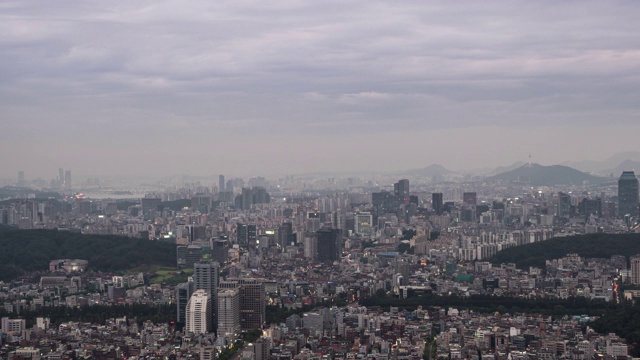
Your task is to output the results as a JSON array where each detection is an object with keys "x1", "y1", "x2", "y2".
[
  {"x1": 278, "y1": 222, "x2": 293, "y2": 248},
  {"x1": 304, "y1": 233, "x2": 317, "y2": 259},
  {"x1": 372, "y1": 191, "x2": 391, "y2": 209},
  {"x1": 316, "y1": 228, "x2": 341, "y2": 263},
  {"x1": 64, "y1": 170, "x2": 71, "y2": 189},
  {"x1": 186, "y1": 289, "x2": 212, "y2": 334},
  {"x1": 248, "y1": 224, "x2": 257, "y2": 244},
  {"x1": 253, "y1": 187, "x2": 269, "y2": 204},
  {"x1": 218, "y1": 279, "x2": 266, "y2": 330},
  {"x1": 354, "y1": 212, "x2": 373, "y2": 237},
  {"x1": 432, "y1": 193, "x2": 443, "y2": 215},
  {"x1": 219, "y1": 175, "x2": 225, "y2": 193},
  {"x1": 618, "y1": 171, "x2": 639, "y2": 217},
  {"x1": 463, "y1": 192, "x2": 477, "y2": 206},
  {"x1": 394, "y1": 179, "x2": 410, "y2": 197},
  {"x1": 631, "y1": 254, "x2": 640, "y2": 285},
  {"x1": 237, "y1": 279, "x2": 265, "y2": 330},
  {"x1": 237, "y1": 223, "x2": 248, "y2": 245},
  {"x1": 194, "y1": 262, "x2": 219, "y2": 332},
  {"x1": 217, "y1": 288, "x2": 240, "y2": 338},
  {"x1": 237, "y1": 224, "x2": 258, "y2": 246},
  {"x1": 242, "y1": 188, "x2": 253, "y2": 210},
  {"x1": 176, "y1": 281, "x2": 194, "y2": 325},
  {"x1": 211, "y1": 239, "x2": 229, "y2": 265},
  {"x1": 557, "y1": 192, "x2": 571, "y2": 218}
]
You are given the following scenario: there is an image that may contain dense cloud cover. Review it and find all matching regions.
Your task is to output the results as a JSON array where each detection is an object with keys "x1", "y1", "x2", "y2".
[{"x1": 1, "y1": 1, "x2": 639, "y2": 177}]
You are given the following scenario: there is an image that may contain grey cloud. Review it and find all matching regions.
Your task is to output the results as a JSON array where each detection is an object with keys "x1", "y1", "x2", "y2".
[{"x1": 1, "y1": 0, "x2": 640, "y2": 177}]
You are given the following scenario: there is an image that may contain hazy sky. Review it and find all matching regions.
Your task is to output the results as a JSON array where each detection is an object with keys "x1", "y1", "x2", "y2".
[{"x1": 2, "y1": 1, "x2": 640, "y2": 179}]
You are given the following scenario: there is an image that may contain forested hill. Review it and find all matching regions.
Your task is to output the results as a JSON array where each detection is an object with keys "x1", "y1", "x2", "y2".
[
  {"x1": 489, "y1": 233, "x2": 640, "y2": 269},
  {"x1": 0, "y1": 226, "x2": 176, "y2": 281}
]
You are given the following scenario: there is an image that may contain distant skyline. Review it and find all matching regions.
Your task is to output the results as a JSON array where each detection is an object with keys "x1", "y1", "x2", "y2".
[{"x1": 2, "y1": 1, "x2": 640, "y2": 179}]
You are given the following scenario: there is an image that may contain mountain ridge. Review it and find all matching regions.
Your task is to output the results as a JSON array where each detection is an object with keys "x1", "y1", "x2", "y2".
[{"x1": 487, "y1": 163, "x2": 606, "y2": 186}]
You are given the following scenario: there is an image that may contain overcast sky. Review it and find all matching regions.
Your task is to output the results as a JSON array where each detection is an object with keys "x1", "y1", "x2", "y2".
[{"x1": 2, "y1": 1, "x2": 640, "y2": 179}]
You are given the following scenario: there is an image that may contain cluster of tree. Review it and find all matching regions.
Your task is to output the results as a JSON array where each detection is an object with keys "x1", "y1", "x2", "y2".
[
  {"x1": 401, "y1": 229, "x2": 416, "y2": 240},
  {"x1": 266, "y1": 304, "x2": 318, "y2": 324},
  {"x1": 590, "y1": 304, "x2": 640, "y2": 356},
  {"x1": 423, "y1": 337, "x2": 437, "y2": 360},
  {"x1": 266, "y1": 297, "x2": 349, "y2": 325},
  {"x1": 242, "y1": 329, "x2": 263, "y2": 343},
  {"x1": 158, "y1": 199, "x2": 192, "y2": 211},
  {"x1": 0, "y1": 304, "x2": 176, "y2": 328},
  {"x1": 0, "y1": 187, "x2": 62, "y2": 199},
  {"x1": 489, "y1": 233, "x2": 640, "y2": 269},
  {"x1": 397, "y1": 242, "x2": 415, "y2": 254},
  {"x1": 116, "y1": 200, "x2": 138, "y2": 211},
  {"x1": 360, "y1": 292, "x2": 617, "y2": 317},
  {"x1": 0, "y1": 227, "x2": 176, "y2": 281}
]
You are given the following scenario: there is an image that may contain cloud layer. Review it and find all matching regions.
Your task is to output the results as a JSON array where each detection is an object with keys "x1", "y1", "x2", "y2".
[{"x1": 1, "y1": 1, "x2": 639, "y2": 178}]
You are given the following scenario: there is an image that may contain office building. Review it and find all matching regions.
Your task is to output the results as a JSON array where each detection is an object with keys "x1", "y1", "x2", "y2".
[
  {"x1": 394, "y1": 179, "x2": 410, "y2": 197},
  {"x1": 556, "y1": 192, "x2": 571, "y2": 218},
  {"x1": 217, "y1": 288, "x2": 240, "y2": 338},
  {"x1": 316, "y1": 228, "x2": 341, "y2": 263},
  {"x1": 218, "y1": 278, "x2": 266, "y2": 330},
  {"x1": 354, "y1": 212, "x2": 373, "y2": 237},
  {"x1": 194, "y1": 262, "x2": 219, "y2": 331},
  {"x1": 619, "y1": 171, "x2": 639, "y2": 217},
  {"x1": 278, "y1": 222, "x2": 293, "y2": 248},
  {"x1": 219, "y1": 175, "x2": 225, "y2": 193},
  {"x1": 1, "y1": 317, "x2": 26, "y2": 333},
  {"x1": 237, "y1": 223, "x2": 248, "y2": 245},
  {"x1": 211, "y1": 239, "x2": 229, "y2": 265},
  {"x1": 304, "y1": 233, "x2": 317, "y2": 259},
  {"x1": 372, "y1": 191, "x2": 391, "y2": 209},
  {"x1": 463, "y1": 192, "x2": 477, "y2": 206},
  {"x1": 176, "y1": 281, "x2": 194, "y2": 325},
  {"x1": 241, "y1": 188, "x2": 253, "y2": 210},
  {"x1": 64, "y1": 170, "x2": 71, "y2": 189},
  {"x1": 632, "y1": 254, "x2": 640, "y2": 285},
  {"x1": 186, "y1": 290, "x2": 212, "y2": 334},
  {"x1": 432, "y1": 193, "x2": 443, "y2": 215},
  {"x1": 237, "y1": 279, "x2": 265, "y2": 330},
  {"x1": 248, "y1": 224, "x2": 257, "y2": 244}
]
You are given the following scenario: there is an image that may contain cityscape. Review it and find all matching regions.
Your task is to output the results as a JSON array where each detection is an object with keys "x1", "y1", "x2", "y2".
[
  {"x1": 2, "y1": 1, "x2": 640, "y2": 360},
  {"x1": 1, "y1": 163, "x2": 640, "y2": 359}
]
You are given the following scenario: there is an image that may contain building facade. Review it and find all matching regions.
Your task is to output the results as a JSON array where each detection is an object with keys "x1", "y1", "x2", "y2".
[{"x1": 185, "y1": 290, "x2": 212, "y2": 335}]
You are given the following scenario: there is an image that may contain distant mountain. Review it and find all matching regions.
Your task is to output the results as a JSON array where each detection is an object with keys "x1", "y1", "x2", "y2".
[
  {"x1": 403, "y1": 164, "x2": 455, "y2": 177},
  {"x1": 564, "y1": 151, "x2": 640, "y2": 174},
  {"x1": 487, "y1": 163, "x2": 606, "y2": 186},
  {"x1": 486, "y1": 161, "x2": 526, "y2": 176},
  {"x1": 606, "y1": 159, "x2": 640, "y2": 177}
]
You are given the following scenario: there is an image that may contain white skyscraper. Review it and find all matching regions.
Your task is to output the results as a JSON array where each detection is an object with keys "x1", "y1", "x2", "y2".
[
  {"x1": 217, "y1": 288, "x2": 240, "y2": 339},
  {"x1": 194, "y1": 262, "x2": 219, "y2": 331},
  {"x1": 186, "y1": 290, "x2": 212, "y2": 334}
]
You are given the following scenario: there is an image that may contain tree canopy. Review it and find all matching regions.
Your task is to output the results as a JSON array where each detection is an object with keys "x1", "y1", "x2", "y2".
[{"x1": 0, "y1": 227, "x2": 176, "y2": 281}]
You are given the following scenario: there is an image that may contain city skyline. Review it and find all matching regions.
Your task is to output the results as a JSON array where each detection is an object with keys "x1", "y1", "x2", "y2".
[{"x1": 2, "y1": 1, "x2": 640, "y2": 178}]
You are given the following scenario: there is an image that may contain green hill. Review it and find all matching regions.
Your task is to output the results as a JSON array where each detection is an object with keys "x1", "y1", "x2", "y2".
[
  {"x1": 489, "y1": 233, "x2": 640, "y2": 269},
  {"x1": 487, "y1": 163, "x2": 606, "y2": 186},
  {"x1": 0, "y1": 226, "x2": 176, "y2": 281}
]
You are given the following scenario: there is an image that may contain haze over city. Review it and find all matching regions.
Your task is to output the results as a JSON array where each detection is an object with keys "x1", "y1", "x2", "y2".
[
  {"x1": 2, "y1": 1, "x2": 640, "y2": 179},
  {"x1": 4, "y1": 2, "x2": 640, "y2": 358}
]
